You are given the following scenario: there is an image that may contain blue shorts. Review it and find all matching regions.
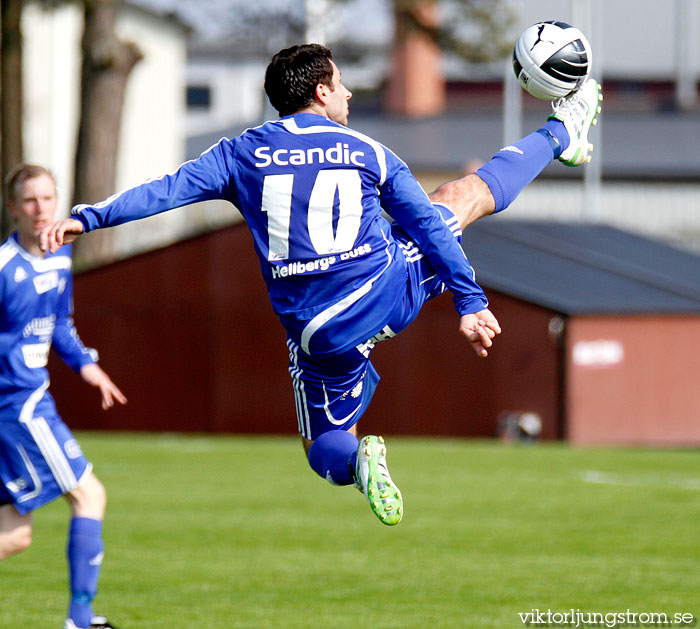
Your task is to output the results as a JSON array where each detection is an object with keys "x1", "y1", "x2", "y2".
[
  {"x1": 289, "y1": 203, "x2": 462, "y2": 441},
  {"x1": 0, "y1": 383, "x2": 92, "y2": 515}
]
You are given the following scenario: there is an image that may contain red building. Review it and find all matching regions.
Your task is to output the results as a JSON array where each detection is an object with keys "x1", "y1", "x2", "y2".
[{"x1": 49, "y1": 219, "x2": 700, "y2": 446}]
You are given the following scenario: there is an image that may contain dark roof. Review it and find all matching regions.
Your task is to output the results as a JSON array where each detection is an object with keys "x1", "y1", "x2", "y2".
[
  {"x1": 462, "y1": 219, "x2": 700, "y2": 314},
  {"x1": 187, "y1": 109, "x2": 700, "y2": 181},
  {"x1": 348, "y1": 110, "x2": 700, "y2": 180}
]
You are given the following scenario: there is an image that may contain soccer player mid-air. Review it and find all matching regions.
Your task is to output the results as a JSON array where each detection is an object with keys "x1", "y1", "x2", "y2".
[
  {"x1": 41, "y1": 45, "x2": 601, "y2": 527},
  {"x1": 0, "y1": 164, "x2": 126, "y2": 629}
]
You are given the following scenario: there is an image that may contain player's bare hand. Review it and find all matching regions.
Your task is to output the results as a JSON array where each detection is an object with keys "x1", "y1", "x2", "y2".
[
  {"x1": 80, "y1": 363, "x2": 127, "y2": 410},
  {"x1": 39, "y1": 218, "x2": 85, "y2": 254},
  {"x1": 459, "y1": 308, "x2": 501, "y2": 357}
]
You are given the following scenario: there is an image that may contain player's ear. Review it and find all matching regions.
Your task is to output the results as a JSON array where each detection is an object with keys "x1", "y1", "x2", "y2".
[{"x1": 315, "y1": 82, "x2": 330, "y2": 104}]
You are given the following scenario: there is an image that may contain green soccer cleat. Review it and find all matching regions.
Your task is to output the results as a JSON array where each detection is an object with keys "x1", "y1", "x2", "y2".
[
  {"x1": 355, "y1": 435, "x2": 403, "y2": 526},
  {"x1": 548, "y1": 78, "x2": 603, "y2": 167}
]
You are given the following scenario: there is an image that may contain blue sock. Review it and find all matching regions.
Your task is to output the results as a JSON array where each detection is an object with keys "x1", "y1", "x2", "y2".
[
  {"x1": 475, "y1": 119, "x2": 570, "y2": 213},
  {"x1": 308, "y1": 430, "x2": 359, "y2": 486},
  {"x1": 542, "y1": 118, "x2": 570, "y2": 153},
  {"x1": 67, "y1": 517, "x2": 104, "y2": 628}
]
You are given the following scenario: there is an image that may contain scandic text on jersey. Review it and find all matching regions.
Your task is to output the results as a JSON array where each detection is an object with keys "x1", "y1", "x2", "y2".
[{"x1": 254, "y1": 143, "x2": 366, "y2": 168}]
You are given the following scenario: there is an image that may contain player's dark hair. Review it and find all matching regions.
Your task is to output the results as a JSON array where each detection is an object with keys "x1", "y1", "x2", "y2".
[
  {"x1": 5, "y1": 163, "x2": 56, "y2": 201},
  {"x1": 264, "y1": 44, "x2": 335, "y2": 117}
]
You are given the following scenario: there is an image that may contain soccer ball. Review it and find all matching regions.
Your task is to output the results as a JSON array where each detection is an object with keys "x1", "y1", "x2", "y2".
[{"x1": 512, "y1": 21, "x2": 592, "y2": 100}]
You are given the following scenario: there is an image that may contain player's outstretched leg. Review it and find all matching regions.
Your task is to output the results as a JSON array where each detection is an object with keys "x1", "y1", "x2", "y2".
[
  {"x1": 549, "y1": 78, "x2": 603, "y2": 166},
  {"x1": 355, "y1": 436, "x2": 403, "y2": 526}
]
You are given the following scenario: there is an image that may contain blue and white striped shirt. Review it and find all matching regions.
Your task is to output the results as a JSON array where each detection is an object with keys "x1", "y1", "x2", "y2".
[{"x1": 0, "y1": 234, "x2": 96, "y2": 412}]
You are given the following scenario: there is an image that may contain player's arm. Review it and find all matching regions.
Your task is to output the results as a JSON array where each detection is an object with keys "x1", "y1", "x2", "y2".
[
  {"x1": 380, "y1": 156, "x2": 486, "y2": 311},
  {"x1": 379, "y1": 155, "x2": 501, "y2": 355},
  {"x1": 79, "y1": 362, "x2": 127, "y2": 410},
  {"x1": 40, "y1": 218, "x2": 85, "y2": 253},
  {"x1": 40, "y1": 139, "x2": 235, "y2": 253}
]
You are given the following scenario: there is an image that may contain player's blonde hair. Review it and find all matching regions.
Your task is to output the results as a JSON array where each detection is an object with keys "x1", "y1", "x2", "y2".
[{"x1": 6, "y1": 164, "x2": 56, "y2": 202}]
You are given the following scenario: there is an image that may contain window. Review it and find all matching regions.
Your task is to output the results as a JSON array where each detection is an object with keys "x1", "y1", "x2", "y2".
[{"x1": 187, "y1": 86, "x2": 211, "y2": 110}]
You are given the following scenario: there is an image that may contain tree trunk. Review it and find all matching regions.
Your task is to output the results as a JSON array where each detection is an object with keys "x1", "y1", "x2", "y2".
[
  {"x1": 72, "y1": 0, "x2": 141, "y2": 266},
  {"x1": 1, "y1": 0, "x2": 24, "y2": 240},
  {"x1": 384, "y1": 0, "x2": 445, "y2": 118}
]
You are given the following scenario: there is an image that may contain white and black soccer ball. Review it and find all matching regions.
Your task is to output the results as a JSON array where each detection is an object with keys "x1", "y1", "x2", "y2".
[{"x1": 512, "y1": 21, "x2": 592, "y2": 100}]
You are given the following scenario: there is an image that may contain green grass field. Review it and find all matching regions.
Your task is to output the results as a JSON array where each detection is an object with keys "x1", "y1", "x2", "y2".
[{"x1": 2, "y1": 433, "x2": 698, "y2": 628}]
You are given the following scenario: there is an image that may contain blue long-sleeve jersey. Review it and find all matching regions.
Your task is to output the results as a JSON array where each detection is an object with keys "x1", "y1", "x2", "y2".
[
  {"x1": 0, "y1": 235, "x2": 96, "y2": 412},
  {"x1": 72, "y1": 113, "x2": 487, "y2": 356}
]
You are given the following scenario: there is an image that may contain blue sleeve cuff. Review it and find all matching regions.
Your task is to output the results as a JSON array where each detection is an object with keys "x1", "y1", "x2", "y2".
[
  {"x1": 72, "y1": 211, "x2": 92, "y2": 233},
  {"x1": 455, "y1": 294, "x2": 489, "y2": 316}
]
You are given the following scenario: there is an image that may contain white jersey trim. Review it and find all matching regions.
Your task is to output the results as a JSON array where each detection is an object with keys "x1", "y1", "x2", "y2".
[
  {"x1": 25, "y1": 416, "x2": 78, "y2": 494},
  {"x1": 300, "y1": 226, "x2": 394, "y2": 355},
  {"x1": 281, "y1": 118, "x2": 388, "y2": 185},
  {"x1": 4, "y1": 237, "x2": 71, "y2": 273},
  {"x1": 0, "y1": 239, "x2": 18, "y2": 272},
  {"x1": 288, "y1": 340, "x2": 311, "y2": 439},
  {"x1": 16, "y1": 445, "x2": 43, "y2": 504},
  {"x1": 18, "y1": 379, "x2": 50, "y2": 424}
]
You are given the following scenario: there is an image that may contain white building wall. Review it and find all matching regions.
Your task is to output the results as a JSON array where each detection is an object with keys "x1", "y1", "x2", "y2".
[
  {"x1": 22, "y1": 2, "x2": 82, "y2": 218},
  {"x1": 111, "y1": 7, "x2": 192, "y2": 256},
  {"x1": 21, "y1": 1, "x2": 195, "y2": 260},
  {"x1": 186, "y1": 59, "x2": 267, "y2": 136},
  {"x1": 115, "y1": 7, "x2": 187, "y2": 189},
  {"x1": 22, "y1": 3, "x2": 187, "y2": 207}
]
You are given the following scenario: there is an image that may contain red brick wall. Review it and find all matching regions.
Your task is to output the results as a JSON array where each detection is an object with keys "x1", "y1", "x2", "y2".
[
  {"x1": 49, "y1": 224, "x2": 563, "y2": 440},
  {"x1": 566, "y1": 315, "x2": 700, "y2": 446}
]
